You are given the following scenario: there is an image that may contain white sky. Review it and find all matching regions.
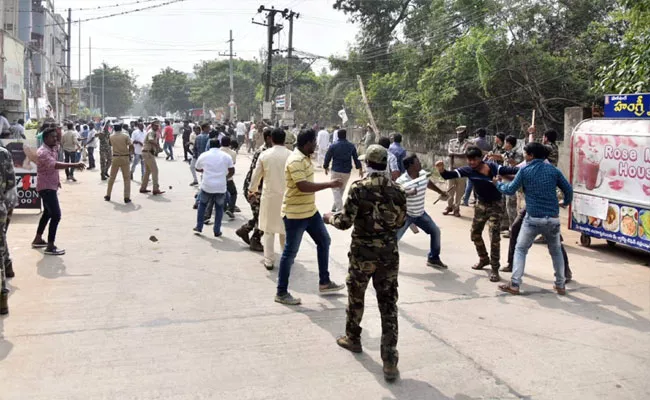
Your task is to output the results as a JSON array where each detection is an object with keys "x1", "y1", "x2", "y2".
[{"x1": 53, "y1": 0, "x2": 359, "y2": 85}]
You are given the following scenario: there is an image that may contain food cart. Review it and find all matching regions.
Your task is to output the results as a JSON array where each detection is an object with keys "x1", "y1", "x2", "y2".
[{"x1": 568, "y1": 94, "x2": 650, "y2": 251}]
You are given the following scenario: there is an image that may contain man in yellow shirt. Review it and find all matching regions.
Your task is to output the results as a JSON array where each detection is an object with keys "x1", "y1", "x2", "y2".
[{"x1": 275, "y1": 129, "x2": 345, "y2": 305}]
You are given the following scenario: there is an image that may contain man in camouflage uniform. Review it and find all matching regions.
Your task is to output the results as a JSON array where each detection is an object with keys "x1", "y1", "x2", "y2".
[
  {"x1": 324, "y1": 145, "x2": 407, "y2": 382},
  {"x1": 436, "y1": 147, "x2": 518, "y2": 282},
  {"x1": 0, "y1": 145, "x2": 16, "y2": 314},
  {"x1": 236, "y1": 128, "x2": 273, "y2": 252},
  {"x1": 98, "y1": 124, "x2": 112, "y2": 180}
]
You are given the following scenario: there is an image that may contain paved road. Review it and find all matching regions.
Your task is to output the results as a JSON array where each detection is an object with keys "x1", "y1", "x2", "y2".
[{"x1": 1, "y1": 145, "x2": 649, "y2": 399}]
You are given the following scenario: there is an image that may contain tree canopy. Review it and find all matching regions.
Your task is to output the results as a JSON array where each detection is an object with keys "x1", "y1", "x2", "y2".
[{"x1": 83, "y1": 63, "x2": 137, "y2": 117}]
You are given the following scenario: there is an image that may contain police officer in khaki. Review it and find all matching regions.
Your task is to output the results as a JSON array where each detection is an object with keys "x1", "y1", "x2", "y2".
[
  {"x1": 140, "y1": 120, "x2": 165, "y2": 195},
  {"x1": 104, "y1": 123, "x2": 134, "y2": 203}
]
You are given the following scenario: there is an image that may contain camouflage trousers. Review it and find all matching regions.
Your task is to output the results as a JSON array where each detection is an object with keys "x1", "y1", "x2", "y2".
[
  {"x1": 99, "y1": 146, "x2": 112, "y2": 176},
  {"x1": 0, "y1": 216, "x2": 9, "y2": 295},
  {"x1": 346, "y1": 243, "x2": 399, "y2": 365},
  {"x1": 471, "y1": 200, "x2": 503, "y2": 270},
  {"x1": 241, "y1": 194, "x2": 263, "y2": 242}
]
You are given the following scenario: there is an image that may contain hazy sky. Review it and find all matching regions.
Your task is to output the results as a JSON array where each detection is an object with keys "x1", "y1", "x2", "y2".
[{"x1": 54, "y1": 0, "x2": 359, "y2": 86}]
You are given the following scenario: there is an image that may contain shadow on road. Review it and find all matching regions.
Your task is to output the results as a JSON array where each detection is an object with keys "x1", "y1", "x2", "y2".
[
  {"x1": 0, "y1": 314, "x2": 13, "y2": 362},
  {"x1": 524, "y1": 274, "x2": 650, "y2": 333},
  {"x1": 36, "y1": 255, "x2": 91, "y2": 279},
  {"x1": 563, "y1": 241, "x2": 649, "y2": 267},
  {"x1": 112, "y1": 202, "x2": 143, "y2": 213}
]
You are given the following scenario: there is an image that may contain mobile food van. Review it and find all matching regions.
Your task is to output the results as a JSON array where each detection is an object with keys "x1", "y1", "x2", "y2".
[{"x1": 569, "y1": 94, "x2": 650, "y2": 251}]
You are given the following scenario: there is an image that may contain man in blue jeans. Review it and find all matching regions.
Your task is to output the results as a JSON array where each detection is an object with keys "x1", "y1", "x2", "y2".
[
  {"x1": 193, "y1": 139, "x2": 234, "y2": 237},
  {"x1": 495, "y1": 142, "x2": 573, "y2": 295},
  {"x1": 396, "y1": 154, "x2": 449, "y2": 268},
  {"x1": 275, "y1": 129, "x2": 345, "y2": 306}
]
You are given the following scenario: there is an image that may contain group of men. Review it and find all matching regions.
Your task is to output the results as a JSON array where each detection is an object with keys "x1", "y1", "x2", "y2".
[{"x1": 1, "y1": 116, "x2": 575, "y2": 384}]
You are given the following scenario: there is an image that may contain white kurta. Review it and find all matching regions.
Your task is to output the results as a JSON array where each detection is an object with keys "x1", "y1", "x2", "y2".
[{"x1": 249, "y1": 145, "x2": 293, "y2": 234}]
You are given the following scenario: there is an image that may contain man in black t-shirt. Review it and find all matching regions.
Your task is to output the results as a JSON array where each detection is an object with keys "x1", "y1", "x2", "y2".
[{"x1": 182, "y1": 120, "x2": 193, "y2": 162}]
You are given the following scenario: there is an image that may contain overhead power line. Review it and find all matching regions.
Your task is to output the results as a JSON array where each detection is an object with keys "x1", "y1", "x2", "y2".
[{"x1": 35, "y1": 0, "x2": 189, "y2": 27}]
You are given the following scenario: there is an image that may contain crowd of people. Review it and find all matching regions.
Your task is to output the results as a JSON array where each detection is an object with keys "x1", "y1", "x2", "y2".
[{"x1": 0, "y1": 115, "x2": 574, "y2": 383}]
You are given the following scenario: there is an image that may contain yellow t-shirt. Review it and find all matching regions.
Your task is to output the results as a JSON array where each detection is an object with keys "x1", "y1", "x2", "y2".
[{"x1": 282, "y1": 149, "x2": 317, "y2": 219}]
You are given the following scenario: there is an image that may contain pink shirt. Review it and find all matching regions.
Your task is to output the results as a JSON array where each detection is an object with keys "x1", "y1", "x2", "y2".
[{"x1": 37, "y1": 144, "x2": 60, "y2": 191}]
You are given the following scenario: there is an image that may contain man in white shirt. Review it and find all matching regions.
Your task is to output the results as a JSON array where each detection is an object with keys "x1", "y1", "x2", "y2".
[
  {"x1": 0, "y1": 112, "x2": 11, "y2": 136},
  {"x1": 86, "y1": 125, "x2": 98, "y2": 170},
  {"x1": 236, "y1": 120, "x2": 247, "y2": 151},
  {"x1": 172, "y1": 119, "x2": 183, "y2": 143},
  {"x1": 130, "y1": 121, "x2": 146, "y2": 180},
  {"x1": 61, "y1": 122, "x2": 81, "y2": 182},
  {"x1": 316, "y1": 126, "x2": 330, "y2": 166},
  {"x1": 194, "y1": 138, "x2": 235, "y2": 237}
]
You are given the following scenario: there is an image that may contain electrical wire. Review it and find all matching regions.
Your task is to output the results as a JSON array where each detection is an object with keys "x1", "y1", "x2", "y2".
[{"x1": 34, "y1": 0, "x2": 189, "y2": 27}]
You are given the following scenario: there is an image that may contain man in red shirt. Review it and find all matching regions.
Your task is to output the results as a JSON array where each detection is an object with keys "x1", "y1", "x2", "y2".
[{"x1": 163, "y1": 120, "x2": 175, "y2": 161}]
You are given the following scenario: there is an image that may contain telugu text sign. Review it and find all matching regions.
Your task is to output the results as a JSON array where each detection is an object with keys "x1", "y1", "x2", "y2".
[{"x1": 604, "y1": 94, "x2": 650, "y2": 119}]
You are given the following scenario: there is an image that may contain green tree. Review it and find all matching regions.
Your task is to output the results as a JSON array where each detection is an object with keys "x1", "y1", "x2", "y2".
[
  {"x1": 150, "y1": 68, "x2": 195, "y2": 114},
  {"x1": 83, "y1": 63, "x2": 137, "y2": 117},
  {"x1": 596, "y1": 0, "x2": 650, "y2": 93}
]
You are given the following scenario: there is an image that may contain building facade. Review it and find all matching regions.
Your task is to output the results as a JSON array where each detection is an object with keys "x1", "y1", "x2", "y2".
[{"x1": 0, "y1": 0, "x2": 68, "y2": 120}]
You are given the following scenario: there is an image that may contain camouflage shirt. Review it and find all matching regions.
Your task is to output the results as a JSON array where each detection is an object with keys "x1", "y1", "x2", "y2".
[
  {"x1": 330, "y1": 173, "x2": 407, "y2": 257},
  {"x1": 243, "y1": 144, "x2": 269, "y2": 195},
  {"x1": 546, "y1": 142, "x2": 559, "y2": 167}
]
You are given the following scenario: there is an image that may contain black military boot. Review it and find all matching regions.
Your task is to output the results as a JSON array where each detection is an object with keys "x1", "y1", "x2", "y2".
[
  {"x1": 0, "y1": 288, "x2": 8, "y2": 315},
  {"x1": 5, "y1": 261, "x2": 14, "y2": 278},
  {"x1": 383, "y1": 362, "x2": 399, "y2": 382}
]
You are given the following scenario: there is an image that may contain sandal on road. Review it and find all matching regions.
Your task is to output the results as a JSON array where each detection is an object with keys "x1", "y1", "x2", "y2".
[
  {"x1": 498, "y1": 282, "x2": 520, "y2": 295},
  {"x1": 471, "y1": 258, "x2": 490, "y2": 270}
]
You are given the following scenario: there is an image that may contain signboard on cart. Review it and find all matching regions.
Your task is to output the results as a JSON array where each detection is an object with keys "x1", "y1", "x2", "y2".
[
  {"x1": 604, "y1": 94, "x2": 650, "y2": 119},
  {"x1": 1, "y1": 139, "x2": 40, "y2": 209},
  {"x1": 571, "y1": 120, "x2": 650, "y2": 208}
]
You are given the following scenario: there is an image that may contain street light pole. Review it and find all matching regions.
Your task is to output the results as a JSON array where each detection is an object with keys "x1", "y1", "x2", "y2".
[{"x1": 102, "y1": 63, "x2": 105, "y2": 117}]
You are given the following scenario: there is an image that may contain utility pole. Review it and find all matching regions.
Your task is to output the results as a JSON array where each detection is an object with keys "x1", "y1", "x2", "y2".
[
  {"x1": 253, "y1": 6, "x2": 287, "y2": 102},
  {"x1": 284, "y1": 11, "x2": 298, "y2": 111},
  {"x1": 219, "y1": 30, "x2": 237, "y2": 120},
  {"x1": 89, "y1": 37, "x2": 92, "y2": 110},
  {"x1": 66, "y1": 8, "x2": 72, "y2": 117},
  {"x1": 357, "y1": 75, "x2": 380, "y2": 135},
  {"x1": 78, "y1": 19, "x2": 81, "y2": 110},
  {"x1": 102, "y1": 63, "x2": 105, "y2": 117}
]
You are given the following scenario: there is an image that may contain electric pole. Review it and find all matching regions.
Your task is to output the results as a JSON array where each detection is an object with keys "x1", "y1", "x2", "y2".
[
  {"x1": 78, "y1": 19, "x2": 81, "y2": 111},
  {"x1": 253, "y1": 6, "x2": 288, "y2": 102},
  {"x1": 284, "y1": 11, "x2": 298, "y2": 111},
  {"x1": 66, "y1": 8, "x2": 72, "y2": 117},
  {"x1": 219, "y1": 30, "x2": 237, "y2": 121},
  {"x1": 102, "y1": 63, "x2": 105, "y2": 117},
  {"x1": 89, "y1": 37, "x2": 92, "y2": 110}
]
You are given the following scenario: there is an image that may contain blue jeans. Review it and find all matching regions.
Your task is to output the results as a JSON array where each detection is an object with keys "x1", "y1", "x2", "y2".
[
  {"x1": 130, "y1": 154, "x2": 144, "y2": 178},
  {"x1": 196, "y1": 191, "x2": 226, "y2": 235},
  {"x1": 277, "y1": 212, "x2": 331, "y2": 295},
  {"x1": 396, "y1": 212, "x2": 441, "y2": 261},
  {"x1": 163, "y1": 142, "x2": 174, "y2": 159},
  {"x1": 512, "y1": 215, "x2": 565, "y2": 288}
]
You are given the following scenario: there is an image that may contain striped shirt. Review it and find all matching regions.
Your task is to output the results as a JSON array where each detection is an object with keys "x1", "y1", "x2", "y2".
[
  {"x1": 282, "y1": 149, "x2": 318, "y2": 219},
  {"x1": 397, "y1": 170, "x2": 429, "y2": 217}
]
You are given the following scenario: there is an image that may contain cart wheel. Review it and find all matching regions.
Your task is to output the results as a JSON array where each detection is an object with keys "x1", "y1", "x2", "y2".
[
  {"x1": 580, "y1": 234, "x2": 591, "y2": 247},
  {"x1": 606, "y1": 240, "x2": 616, "y2": 248}
]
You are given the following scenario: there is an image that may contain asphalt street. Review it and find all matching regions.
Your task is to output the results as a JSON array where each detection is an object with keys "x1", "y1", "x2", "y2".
[{"x1": 1, "y1": 143, "x2": 649, "y2": 399}]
